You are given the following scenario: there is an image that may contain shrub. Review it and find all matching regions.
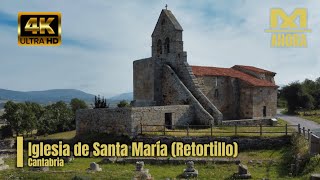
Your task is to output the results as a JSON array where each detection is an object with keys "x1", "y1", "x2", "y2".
[{"x1": 117, "y1": 100, "x2": 130, "y2": 108}]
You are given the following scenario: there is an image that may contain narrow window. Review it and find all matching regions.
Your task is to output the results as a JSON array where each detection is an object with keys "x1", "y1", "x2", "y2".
[
  {"x1": 157, "y1": 39, "x2": 162, "y2": 55},
  {"x1": 165, "y1": 37, "x2": 170, "y2": 53},
  {"x1": 263, "y1": 106, "x2": 267, "y2": 117},
  {"x1": 214, "y1": 89, "x2": 219, "y2": 98},
  {"x1": 165, "y1": 113, "x2": 172, "y2": 129}
]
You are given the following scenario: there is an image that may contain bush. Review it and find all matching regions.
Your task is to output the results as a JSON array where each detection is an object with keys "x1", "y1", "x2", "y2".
[
  {"x1": 284, "y1": 134, "x2": 310, "y2": 176},
  {"x1": 117, "y1": 100, "x2": 130, "y2": 108}
]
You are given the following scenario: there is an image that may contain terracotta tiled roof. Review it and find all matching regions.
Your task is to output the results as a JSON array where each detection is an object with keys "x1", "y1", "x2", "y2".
[
  {"x1": 191, "y1": 65, "x2": 277, "y2": 87},
  {"x1": 232, "y1": 65, "x2": 276, "y2": 74}
]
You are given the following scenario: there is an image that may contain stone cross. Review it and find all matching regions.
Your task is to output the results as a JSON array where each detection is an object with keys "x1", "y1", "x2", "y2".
[
  {"x1": 182, "y1": 161, "x2": 198, "y2": 178},
  {"x1": 165, "y1": 4, "x2": 168, "y2": 10}
]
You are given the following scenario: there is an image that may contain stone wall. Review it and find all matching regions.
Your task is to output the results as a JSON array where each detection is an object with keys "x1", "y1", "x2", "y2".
[
  {"x1": 252, "y1": 87, "x2": 277, "y2": 118},
  {"x1": 151, "y1": 10, "x2": 183, "y2": 57},
  {"x1": 76, "y1": 108, "x2": 133, "y2": 136},
  {"x1": 133, "y1": 58, "x2": 155, "y2": 106},
  {"x1": 161, "y1": 64, "x2": 215, "y2": 125},
  {"x1": 175, "y1": 59, "x2": 223, "y2": 124},
  {"x1": 76, "y1": 105, "x2": 194, "y2": 136},
  {"x1": 131, "y1": 105, "x2": 193, "y2": 133},
  {"x1": 196, "y1": 76, "x2": 240, "y2": 120},
  {"x1": 239, "y1": 86, "x2": 254, "y2": 119}
]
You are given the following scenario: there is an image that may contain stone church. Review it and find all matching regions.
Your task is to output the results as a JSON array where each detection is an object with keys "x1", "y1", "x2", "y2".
[
  {"x1": 76, "y1": 9, "x2": 278, "y2": 136},
  {"x1": 132, "y1": 9, "x2": 277, "y2": 122}
]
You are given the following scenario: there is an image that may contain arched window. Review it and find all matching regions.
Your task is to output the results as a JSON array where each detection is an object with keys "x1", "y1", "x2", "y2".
[
  {"x1": 165, "y1": 37, "x2": 170, "y2": 54},
  {"x1": 157, "y1": 39, "x2": 162, "y2": 55}
]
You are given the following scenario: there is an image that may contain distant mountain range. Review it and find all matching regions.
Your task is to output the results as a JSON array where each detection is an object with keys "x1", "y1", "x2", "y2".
[
  {"x1": 109, "y1": 92, "x2": 133, "y2": 101},
  {"x1": 0, "y1": 88, "x2": 133, "y2": 105}
]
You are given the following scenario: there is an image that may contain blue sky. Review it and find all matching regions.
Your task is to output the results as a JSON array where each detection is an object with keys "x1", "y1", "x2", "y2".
[{"x1": 0, "y1": 0, "x2": 320, "y2": 97}]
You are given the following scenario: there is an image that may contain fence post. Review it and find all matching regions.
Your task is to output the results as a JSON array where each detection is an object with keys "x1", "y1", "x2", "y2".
[
  {"x1": 298, "y1": 124, "x2": 301, "y2": 134},
  {"x1": 235, "y1": 125, "x2": 237, "y2": 136},
  {"x1": 140, "y1": 123, "x2": 143, "y2": 135},
  {"x1": 210, "y1": 124, "x2": 213, "y2": 137},
  {"x1": 285, "y1": 124, "x2": 288, "y2": 135},
  {"x1": 303, "y1": 127, "x2": 305, "y2": 137},
  {"x1": 260, "y1": 124, "x2": 262, "y2": 136},
  {"x1": 307, "y1": 129, "x2": 310, "y2": 140},
  {"x1": 187, "y1": 124, "x2": 189, "y2": 137},
  {"x1": 163, "y1": 125, "x2": 166, "y2": 136}
]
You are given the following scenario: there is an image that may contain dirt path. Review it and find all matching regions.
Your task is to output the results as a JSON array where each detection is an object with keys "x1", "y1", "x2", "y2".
[{"x1": 277, "y1": 109, "x2": 320, "y2": 131}]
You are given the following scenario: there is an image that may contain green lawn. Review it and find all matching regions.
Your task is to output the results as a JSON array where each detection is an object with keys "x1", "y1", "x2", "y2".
[
  {"x1": 1, "y1": 126, "x2": 319, "y2": 179},
  {"x1": 0, "y1": 147, "x2": 312, "y2": 180},
  {"x1": 298, "y1": 109, "x2": 320, "y2": 124}
]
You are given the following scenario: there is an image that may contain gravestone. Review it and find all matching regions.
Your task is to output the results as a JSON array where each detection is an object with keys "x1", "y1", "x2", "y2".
[
  {"x1": 133, "y1": 161, "x2": 152, "y2": 180},
  {"x1": 87, "y1": 162, "x2": 102, "y2": 172},
  {"x1": 136, "y1": 161, "x2": 144, "y2": 171},
  {"x1": 0, "y1": 158, "x2": 9, "y2": 171},
  {"x1": 182, "y1": 161, "x2": 198, "y2": 178},
  {"x1": 233, "y1": 164, "x2": 251, "y2": 179}
]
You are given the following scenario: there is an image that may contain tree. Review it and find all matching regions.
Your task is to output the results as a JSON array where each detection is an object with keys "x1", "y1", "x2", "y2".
[
  {"x1": 37, "y1": 101, "x2": 74, "y2": 135},
  {"x1": 25, "y1": 102, "x2": 44, "y2": 120},
  {"x1": 1, "y1": 101, "x2": 23, "y2": 136},
  {"x1": 70, "y1": 98, "x2": 88, "y2": 113},
  {"x1": 117, "y1": 100, "x2": 130, "y2": 108},
  {"x1": 94, "y1": 95, "x2": 109, "y2": 108},
  {"x1": 19, "y1": 103, "x2": 37, "y2": 136},
  {"x1": 281, "y1": 82, "x2": 315, "y2": 113}
]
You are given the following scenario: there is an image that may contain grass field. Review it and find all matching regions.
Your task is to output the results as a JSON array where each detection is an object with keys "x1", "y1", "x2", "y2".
[
  {"x1": 1, "y1": 123, "x2": 319, "y2": 179},
  {"x1": 25, "y1": 130, "x2": 76, "y2": 140},
  {"x1": 1, "y1": 147, "x2": 319, "y2": 179},
  {"x1": 1, "y1": 147, "x2": 314, "y2": 180},
  {"x1": 298, "y1": 109, "x2": 320, "y2": 124}
]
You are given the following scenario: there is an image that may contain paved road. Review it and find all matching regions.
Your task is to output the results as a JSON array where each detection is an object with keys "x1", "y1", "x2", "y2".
[{"x1": 277, "y1": 109, "x2": 320, "y2": 131}]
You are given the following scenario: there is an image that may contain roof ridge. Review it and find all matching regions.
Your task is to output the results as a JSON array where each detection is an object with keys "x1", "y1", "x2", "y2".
[
  {"x1": 232, "y1": 65, "x2": 275, "y2": 74},
  {"x1": 191, "y1": 65, "x2": 277, "y2": 87}
]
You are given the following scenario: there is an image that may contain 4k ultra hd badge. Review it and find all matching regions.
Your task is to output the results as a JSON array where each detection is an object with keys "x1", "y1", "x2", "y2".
[{"x1": 18, "y1": 12, "x2": 61, "y2": 46}]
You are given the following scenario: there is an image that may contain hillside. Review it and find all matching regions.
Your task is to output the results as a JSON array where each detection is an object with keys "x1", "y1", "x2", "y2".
[
  {"x1": 0, "y1": 88, "x2": 95, "y2": 104},
  {"x1": 109, "y1": 92, "x2": 133, "y2": 101}
]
